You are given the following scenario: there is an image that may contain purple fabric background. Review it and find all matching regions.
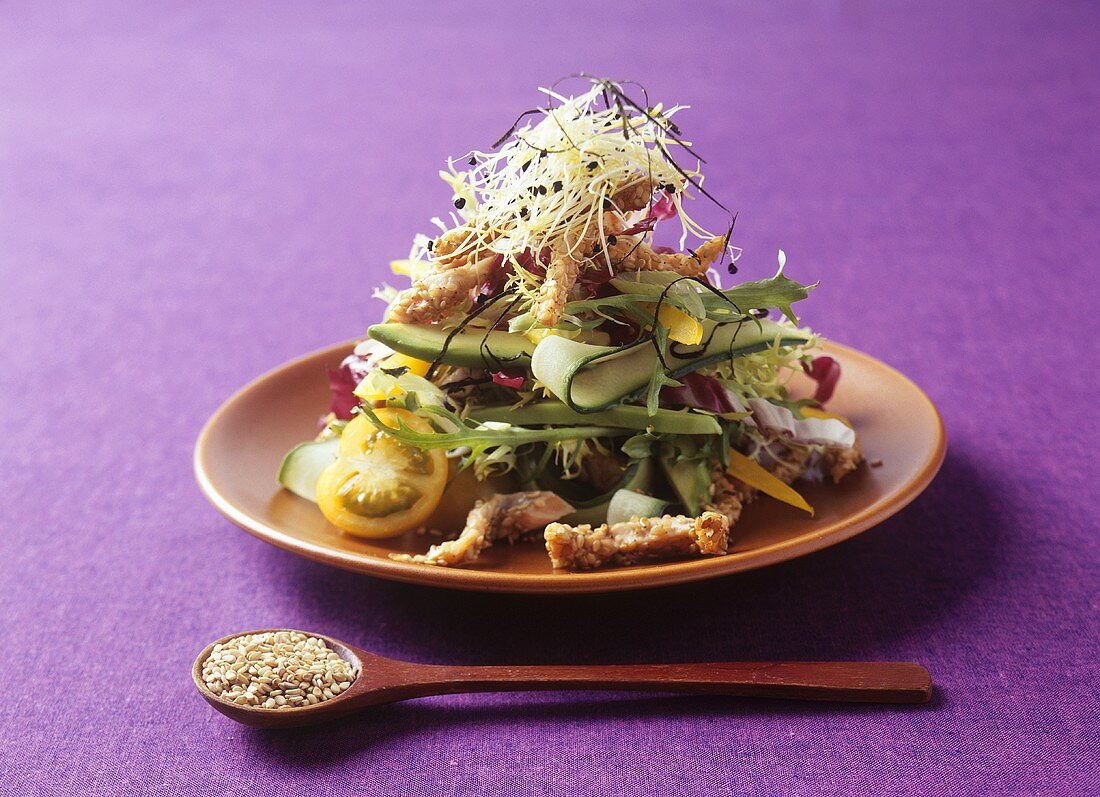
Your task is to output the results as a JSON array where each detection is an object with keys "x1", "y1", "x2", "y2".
[{"x1": 1, "y1": 2, "x2": 1097, "y2": 794}]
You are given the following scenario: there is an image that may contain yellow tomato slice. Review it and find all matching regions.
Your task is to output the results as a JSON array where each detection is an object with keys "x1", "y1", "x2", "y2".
[
  {"x1": 726, "y1": 449, "x2": 814, "y2": 515},
  {"x1": 316, "y1": 409, "x2": 447, "y2": 538}
]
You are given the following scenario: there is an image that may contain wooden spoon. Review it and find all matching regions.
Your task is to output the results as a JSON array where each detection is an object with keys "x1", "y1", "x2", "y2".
[{"x1": 193, "y1": 629, "x2": 932, "y2": 728}]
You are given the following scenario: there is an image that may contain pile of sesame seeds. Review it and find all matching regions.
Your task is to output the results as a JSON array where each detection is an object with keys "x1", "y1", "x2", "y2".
[{"x1": 200, "y1": 631, "x2": 358, "y2": 709}]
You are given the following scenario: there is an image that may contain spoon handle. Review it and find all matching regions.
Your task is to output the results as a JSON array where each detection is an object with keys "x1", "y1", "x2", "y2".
[{"x1": 408, "y1": 661, "x2": 931, "y2": 704}]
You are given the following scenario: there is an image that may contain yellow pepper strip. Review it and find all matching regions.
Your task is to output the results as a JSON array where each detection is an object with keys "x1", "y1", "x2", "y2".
[
  {"x1": 726, "y1": 449, "x2": 814, "y2": 515},
  {"x1": 390, "y1": 259, "x2": 432, "y2": 281},
  {"x1": 641, "y1": 302, "x2": 704, "y2": 345},
  {"x1": 380, "y1": 352, "x2": 431, "y2": 377},
  {"x1": 800, "y1": 407, "x2": 853, "y2": 427}
]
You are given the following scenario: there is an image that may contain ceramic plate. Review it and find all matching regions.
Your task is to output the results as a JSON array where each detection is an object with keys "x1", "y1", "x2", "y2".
[{"x1": 195, "y1": 341, "x2": 945, "y2": 593}]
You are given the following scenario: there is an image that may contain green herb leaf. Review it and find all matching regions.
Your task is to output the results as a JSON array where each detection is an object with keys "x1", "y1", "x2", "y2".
[
  {"x1": 620, "y1": 433, "x2": 657, "y2": 460},
  {"x1": 704, "y1": 266, "x2": 815, "y2": 323},
  {"x1": 646, "y1": 369, "x2": 681, "y2": 416},
  {"x1": 360, "y1": 404, "x2": 628, "y2": 452},
  {"x1": 645, "y1": 325, "x2": 681, "y2": 415}
]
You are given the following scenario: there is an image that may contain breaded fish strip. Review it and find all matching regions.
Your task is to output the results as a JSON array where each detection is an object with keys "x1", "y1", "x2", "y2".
[
  {"x1": 432, "y1": 224, "x2": 500, "y2": 268},
  {"x1": 534, "y1": 213, "x2": 623, "y2": 326},
  {"x1": 706, "y1": 466, "x2": 754, "y2": 527},
  {"x1": 610, "y1": 235, "x2": 726, "y2": 278},
  {"x1": 533, "y1": 256, "x2": 582, "y2": 326},
  {"x1": 393, "y1": 491, "x2": 573, "y2": 567},
  {"x1": 385, "y1": 255, "x2": 496, "y2": 324},
  {"x1": 544, "y1": 511, "x2": 729, "y2": 571},
  {"x1": 612, "y1": 178, "x2": 657, "y2": 212}
]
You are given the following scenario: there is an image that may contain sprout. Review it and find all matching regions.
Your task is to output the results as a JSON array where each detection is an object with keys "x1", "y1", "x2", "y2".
[{"x1": 409, "y1": 78, "x2": 727, "y2": 308}]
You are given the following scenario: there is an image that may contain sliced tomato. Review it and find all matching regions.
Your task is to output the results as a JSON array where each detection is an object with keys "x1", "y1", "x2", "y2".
[{"x1": 316, "y1": 408, "x2": 447, "y2": 538}]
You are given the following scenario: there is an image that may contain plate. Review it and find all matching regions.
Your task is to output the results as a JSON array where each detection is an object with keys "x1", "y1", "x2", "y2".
[{"x1": 195, "y1": 341, "x2": 945, "y2": 593}]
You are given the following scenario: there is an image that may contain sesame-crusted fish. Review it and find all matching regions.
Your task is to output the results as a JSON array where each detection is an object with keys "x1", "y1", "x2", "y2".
[
  {"x1": 385, "y1": 255, "x2": 497, "y2": 324},
  {"x1": 394, "y1": 491, "x2": 574, "y2": 567},
  {"x1": 612, "y1": 178, "x2": 657, "y2": 212},
  {"x1": 611, "y1": 234, "x2": 726, "y2": 278},
  {"x1": 534, "y1": 213, "x2": 624, "y2": 326},
  {"x1": 543, "y1": 511, "x2": 730, "y2": 571}
]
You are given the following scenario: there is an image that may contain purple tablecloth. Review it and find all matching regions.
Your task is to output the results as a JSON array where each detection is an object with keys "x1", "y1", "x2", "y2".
[{"x1": 2, "y1": 2, "x2": 1097, "y2": 794}]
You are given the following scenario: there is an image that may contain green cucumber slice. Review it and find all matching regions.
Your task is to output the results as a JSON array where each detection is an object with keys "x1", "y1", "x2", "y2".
[
  {"x1": 606, "y1": 489, "x2": 670, "y2": 525},
  {"x1": 468, "y1": 401, "x2": 720, "y2": 436},
  {"x1": 368, "y1": 323, "x2": 534, "y2": 369},
  {"x1": 277, "y1": 438, "x2": 339, "y2": 502},
  {"x1": 531, "y1": 319, "x2": 810, "y2": 412},
  {"x1": 531, "y1": 337, "x2": 654, "y2": 412}
]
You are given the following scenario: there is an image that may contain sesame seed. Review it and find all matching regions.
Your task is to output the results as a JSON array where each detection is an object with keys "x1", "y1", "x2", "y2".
[{"x1": 199, "y1": 631, "x2": 358, "y2": 710}]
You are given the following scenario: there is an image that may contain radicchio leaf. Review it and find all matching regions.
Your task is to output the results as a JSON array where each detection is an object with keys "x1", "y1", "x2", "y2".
[
  {"x1": 328, "y1": 356, "x2": 375, "y2": 419},
  {"x1": 652, "y1": 191, "x2": 678, "y2": 221},
  {"x1": 475, "y1": 253, "x2": 509, "y2": 300},
  {"x1": 618, "y1": 216, "x2": 659, "y2": 236},
  {"x1": 577, "y1": 263, "x2": 618, "y2": 287},
  {"x1": 660, "y1": 372, "x2": 745, "y2": 414},
  {"x1": 618, "y1": 192, "x2": 677, "y2": 236},
  {"x1": 513, "y1": 248, "x2": 548, "y2": 277},
  {"x1": 491, "y1": 371, "x2": 526, "y2": 389},
  {"x1": 802, "y1": 356, "x2": 841, "y2": 404}
]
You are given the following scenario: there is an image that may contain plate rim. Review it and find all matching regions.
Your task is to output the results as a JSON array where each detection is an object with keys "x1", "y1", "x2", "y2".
[{"x1": 194, "y1": 340, "x2": 946, "y2": 594}]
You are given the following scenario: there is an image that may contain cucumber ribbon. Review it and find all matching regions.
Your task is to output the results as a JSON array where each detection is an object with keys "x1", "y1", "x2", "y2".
[{"x1": 531, "y1": 319, "x2": 811, "y2": 413}]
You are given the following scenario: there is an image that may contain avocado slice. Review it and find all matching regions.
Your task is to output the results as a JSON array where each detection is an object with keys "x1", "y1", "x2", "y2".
[
  {"x1": 660, "y1": 455, "x2": 711, "y2": 516},
  {"x1": 368, "y1": 323, "x2": 535, "y2": 370}
]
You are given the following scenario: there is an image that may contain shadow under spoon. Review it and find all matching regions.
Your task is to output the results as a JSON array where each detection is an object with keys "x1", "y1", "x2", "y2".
[{"x1": 193, "y1": 628, "x2": 933, "y2": 728}]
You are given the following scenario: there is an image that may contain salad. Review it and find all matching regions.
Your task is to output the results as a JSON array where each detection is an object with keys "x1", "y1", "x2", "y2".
[{"x1": 278, "y1": 77, "x2": 862, "y2": 571}]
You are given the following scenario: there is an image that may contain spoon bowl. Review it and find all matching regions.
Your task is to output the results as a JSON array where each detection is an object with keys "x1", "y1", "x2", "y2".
[
  {"x1": 193, "y1": 629, "x2": 406, "y2": 727},
  {"x1": 193, "y1": 628, "x2": 933, "y2": 728}
]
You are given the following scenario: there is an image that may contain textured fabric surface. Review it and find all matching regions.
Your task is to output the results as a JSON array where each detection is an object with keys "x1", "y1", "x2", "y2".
[{"x1": 1, "y1": 2, "x2": 1097, "y2": 795}]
